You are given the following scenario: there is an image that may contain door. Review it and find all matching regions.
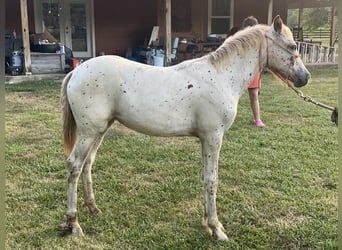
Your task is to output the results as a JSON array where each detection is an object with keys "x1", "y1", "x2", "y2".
[{"x1": 34, "y1": 0, "x2": 94, "y2": 58}]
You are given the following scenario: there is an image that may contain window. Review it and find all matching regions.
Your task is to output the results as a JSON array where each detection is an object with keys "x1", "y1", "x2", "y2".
[
  {"x1": 208, "y1": 0, "x2": 233, "y2": 35},
  {"x1": 41, "y1": 1, "x2": 61, "y2": 41}
]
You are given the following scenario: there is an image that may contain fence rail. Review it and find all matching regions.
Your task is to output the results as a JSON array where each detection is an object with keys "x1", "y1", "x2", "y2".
[
  {"x1": 304, "y1": 30, "x2": 337, "y2": 40},
  {"x1": 296, "y1": 41, "x2": 338, "y2": 64},
  {"x1": 291, "y1": 27, "x2": 338, "y2": 46}
]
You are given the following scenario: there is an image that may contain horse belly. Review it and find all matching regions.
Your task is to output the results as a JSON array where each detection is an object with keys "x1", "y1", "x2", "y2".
[{"x1": 115, "y1": 103, "x2": 196, "y2": 136}]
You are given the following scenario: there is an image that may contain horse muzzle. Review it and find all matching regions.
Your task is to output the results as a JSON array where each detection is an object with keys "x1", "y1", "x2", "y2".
[{"x1": 290, "y1": 69, "x2": 311, "y2": 88}]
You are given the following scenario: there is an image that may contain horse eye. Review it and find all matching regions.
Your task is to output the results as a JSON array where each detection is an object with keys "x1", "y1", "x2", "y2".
[{"x1": 288, "y1": 44, "x2": 297, "y2": 50}]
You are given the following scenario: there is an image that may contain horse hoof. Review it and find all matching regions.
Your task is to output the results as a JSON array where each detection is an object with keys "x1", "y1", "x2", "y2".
[
  {"x1": 58, "y1": 221, "x2": 84, "y2": 237},
  {"x1": 203, "y1": 218, "x2": 228, "y2": 241},
  {"x1": 216, "y1": 222, "x2": 228, "y2": 241},
  {"x1": 58, "y1": 222, "x2": 71, "y2": 231},
  {"x1": 72, "y1": 226, "x2": 84, "y2": 237},
  {"x1": 83, "y1": 201, "x2": 102, "y2": 215},
  {"x1": 216, "y1": 230, "x2": 228, "y2": 241},
  {"x1": 92, "y1": 207, "x2": 102, "y2": 215}
]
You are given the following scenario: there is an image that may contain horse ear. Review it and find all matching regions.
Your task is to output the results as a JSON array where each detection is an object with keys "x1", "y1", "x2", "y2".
[{"x1": 273, "y1": 15, "x2": 283, "y2": 34}]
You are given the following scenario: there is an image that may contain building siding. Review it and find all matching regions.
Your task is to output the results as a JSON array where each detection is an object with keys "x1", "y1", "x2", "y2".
[
  {"x1": 93, "y1": 0, "x2": 157, "y2": 56},
  {"x1": 5, "y1": 0, "x2": 289, "y2": 58}
]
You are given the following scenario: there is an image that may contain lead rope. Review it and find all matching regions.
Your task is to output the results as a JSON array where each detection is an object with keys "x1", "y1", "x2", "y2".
[{"x1": 286, "y1": 83, "x2": 338, "y2": 125}]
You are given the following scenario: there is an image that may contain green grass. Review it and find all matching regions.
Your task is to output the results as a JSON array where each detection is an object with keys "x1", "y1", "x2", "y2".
[{"x1": 5, "y1": 69, "x2": 338, "y2": 249}]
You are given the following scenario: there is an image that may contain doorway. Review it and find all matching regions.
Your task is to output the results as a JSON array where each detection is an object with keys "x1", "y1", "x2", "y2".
[{"x1": 34, "y1": 0, "x2": 94, "y2": 58}]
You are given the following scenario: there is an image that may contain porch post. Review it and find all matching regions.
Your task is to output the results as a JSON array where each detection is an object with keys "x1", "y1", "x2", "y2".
[
  {"x1": 329, "y1": 6, "x2": 336, "y2": 47},
  {"x1": 298, "y1": 0, "x2": 304, "y2": 41},
  {"x1": 20, "y1": 0, "x2": 32, "y2": 75},
  {"x1": 165, "y1": 0, "x2": 172, "y2": 66},
  {"x1": 267, "y1": 0, "x2": 273, "y2": 25}
]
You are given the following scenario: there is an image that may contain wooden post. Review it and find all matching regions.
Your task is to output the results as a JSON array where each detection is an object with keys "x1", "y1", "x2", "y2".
[
  {"x1": 329, "y1": 6, "x2": 336, "y2": 47},
  {"x1": 297, "y1": 6, "x2": 304, "y2": 41},
  {"x1": 165, "y1": 0, "x2": 172, "y2": 66},
  {"x1": 267, "y1": 0, "x2": 273, "y2": 25},
  {"x1": 20, "y1": 0, "x2": 32, "y2": 74}
]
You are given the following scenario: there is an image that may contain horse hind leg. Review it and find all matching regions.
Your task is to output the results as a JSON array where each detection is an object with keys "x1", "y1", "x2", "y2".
[
  {"x1": 81, "y1": 133, "x2": 107, "y2": 215},
  {"x1": 59, "y1": 133, "x2": 103, "y2": 236}
]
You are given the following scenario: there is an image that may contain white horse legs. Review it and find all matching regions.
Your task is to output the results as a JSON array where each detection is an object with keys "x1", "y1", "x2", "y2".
[
  {"x1": 200, "y1": 133, "x2": 228, "y2": 241},
  {"x1": 60, "y1": 128, "x2": 228, "y2": 240},
  {"x1": 59, "y1": 134, "x2": 103, "y2": 236},
  {"x1": 81, "y1": 135, "x2": 106, "y2": 214}
]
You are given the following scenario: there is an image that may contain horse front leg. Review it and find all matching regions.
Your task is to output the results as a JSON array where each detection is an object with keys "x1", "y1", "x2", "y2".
[{"x1": 200, "y1": 133, "x2": 228, "y2": 241}]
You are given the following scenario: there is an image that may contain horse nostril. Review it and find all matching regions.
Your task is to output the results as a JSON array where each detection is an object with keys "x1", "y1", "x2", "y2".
[
  {"x1": 303, "y1": 72, "x2": 311, "y2": 85},
  {"x1": 307, "y1": 72, "x2": 311, "y2": 80}
]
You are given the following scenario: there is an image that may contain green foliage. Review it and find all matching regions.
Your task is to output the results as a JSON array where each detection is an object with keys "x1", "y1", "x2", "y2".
[
  {"x1": 304, "y1": 8, "x2": 331, "y2": 31},
  {"x1": 287, "y1": 9, "x2": 299, "y2": 28},
  {"x1": 5, "y1": 69, "x2": 337, "y2": 249},
  {"x1": 287, "y1": 7, "x2": 334, "y2": 30}
]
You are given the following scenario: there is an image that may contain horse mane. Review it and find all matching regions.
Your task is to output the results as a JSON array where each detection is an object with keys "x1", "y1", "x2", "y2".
[{"x1": 209, "y1": 24, "x2": 269, "y2": 70}]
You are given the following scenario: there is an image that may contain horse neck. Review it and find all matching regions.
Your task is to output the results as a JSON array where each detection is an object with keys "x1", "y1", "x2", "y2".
[{"x1": 214, "y1": 39, "x2": 266, "y2": 97}]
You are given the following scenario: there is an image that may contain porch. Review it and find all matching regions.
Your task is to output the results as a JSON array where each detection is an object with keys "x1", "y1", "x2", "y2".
[{"x1": 5, "y1": 0, "x2": 338, "y2": 76}]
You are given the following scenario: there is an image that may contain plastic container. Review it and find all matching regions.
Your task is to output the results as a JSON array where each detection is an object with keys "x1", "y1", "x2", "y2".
[{"x1": 153, "y1": 55, "x2": 164, "y2": 67}]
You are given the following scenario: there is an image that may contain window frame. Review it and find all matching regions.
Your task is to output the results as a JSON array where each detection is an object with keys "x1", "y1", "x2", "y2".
[{"x1": 208, "y1": 0, "x2": 234, "y2": 37}]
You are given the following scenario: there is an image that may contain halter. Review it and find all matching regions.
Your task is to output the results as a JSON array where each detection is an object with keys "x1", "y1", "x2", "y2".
[{"x1": 264, "y1": 34, "x2": 300, "y2": 88}]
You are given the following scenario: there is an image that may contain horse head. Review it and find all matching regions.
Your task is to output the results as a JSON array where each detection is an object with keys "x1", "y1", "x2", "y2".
[{"x1": 265, "y1": 15, "x2": 310, "y2": 87}]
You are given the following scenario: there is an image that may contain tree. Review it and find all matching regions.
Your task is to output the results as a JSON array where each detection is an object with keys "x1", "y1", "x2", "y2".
[
  {"x1": 287, "y1": 9, "x2": 299, "y2": 28},
  {"x1": 303, "y1": 7, "x2": 331, "y2": 31},
  {"x1": 287, "y1": 7, "x2": 331, "y2": 30}
]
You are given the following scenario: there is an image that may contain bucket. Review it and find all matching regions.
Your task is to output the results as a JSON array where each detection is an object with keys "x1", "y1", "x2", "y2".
[{"x1": 153, "y1": 55, "x2": 164, "y2": 67}]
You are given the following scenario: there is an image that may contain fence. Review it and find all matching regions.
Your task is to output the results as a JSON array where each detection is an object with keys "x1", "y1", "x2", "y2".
[
  {"x1": 292, "y1": 28, "x2": 338, "y2": 46},
  {"x1": 304, "y1": 29, "x2": 338, "y2": 46},
  {"x1": 296, "y1": 41, "x2": 338, "y2": 64}
]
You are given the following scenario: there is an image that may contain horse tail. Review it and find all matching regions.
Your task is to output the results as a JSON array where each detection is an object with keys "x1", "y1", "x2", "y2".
[{"x1": 61, "y1": 71, "x2": 77, "y2": 156}]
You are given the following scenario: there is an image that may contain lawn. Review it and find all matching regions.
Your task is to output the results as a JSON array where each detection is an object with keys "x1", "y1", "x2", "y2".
[{"x1": 5, "y1": 69, "x2": 338, "y2": 249}]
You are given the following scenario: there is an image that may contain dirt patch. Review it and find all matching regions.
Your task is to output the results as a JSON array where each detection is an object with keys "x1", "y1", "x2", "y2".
[
  {"x1": 5, "y1": 91, "x2": 59, "y2": 113},
  {"x1": 269, "y1": 211, "x2": 306, "y2": 228}
]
